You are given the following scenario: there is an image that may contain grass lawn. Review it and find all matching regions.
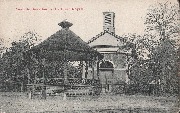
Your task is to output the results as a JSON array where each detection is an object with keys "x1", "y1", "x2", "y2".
[{"x1": 0, "y1": 92, "x2": 179, "y2": 113}]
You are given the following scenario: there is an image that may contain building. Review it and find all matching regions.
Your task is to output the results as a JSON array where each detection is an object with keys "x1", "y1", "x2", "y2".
[
  {"x1": 26, "y1": 20, "x2": 104, "y2": 98},
  {"x1": 87, "y1": 12, "x2": 130, "y2": 93}
]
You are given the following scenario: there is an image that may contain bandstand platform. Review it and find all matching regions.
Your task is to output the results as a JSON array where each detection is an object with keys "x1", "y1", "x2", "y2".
[{"x1": 25, "y1": 20, "x2": 103, "y2": 99}]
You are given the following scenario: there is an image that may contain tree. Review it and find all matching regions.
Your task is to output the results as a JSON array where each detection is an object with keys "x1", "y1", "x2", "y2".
[
  {"x1": 120, "y1": 33, "x2": 154, "y2": 83},
  {"x1": 118, "y1": 33, "x2": 159, "y2": 95},
  {"x1": 145, "y1": 2, "x2": 179, "y2": 41},
  {"x1": 145, "y1": 2, "x2": 179, "y2": 95},
  {"x1": 0, "y1": 38, "x2": 7, "y2": 90},
  {"x1": 0, "y1": 31, "x2": 81, "y2": 91},
  {"x1": 0, "y1": 38, "x2": 6, "y2": 56},
  {"x1": 122, "y1": 2, "x2": 179, "y2": 95},
  {"x1": 0, "y1": 31, "x2": 41, "y2": 91}
]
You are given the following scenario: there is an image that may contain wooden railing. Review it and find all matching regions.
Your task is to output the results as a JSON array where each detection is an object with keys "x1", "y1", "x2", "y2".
[{"x1": 35, "y1": 78, "x2": 101, "y2": 86}]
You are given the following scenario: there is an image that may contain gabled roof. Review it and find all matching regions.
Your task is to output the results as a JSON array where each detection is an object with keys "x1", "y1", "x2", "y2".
[
  {"x1": 87, "y1": 30, "x2": 130, "y2": 53},
  {"x1": 87, "y1": 30, "x2": 127, "y2": 47}
]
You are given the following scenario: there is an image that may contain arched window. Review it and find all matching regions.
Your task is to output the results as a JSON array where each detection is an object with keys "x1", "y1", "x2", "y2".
[{"x1": 99, "y1": 61, "x2": 114, "y2": 71}]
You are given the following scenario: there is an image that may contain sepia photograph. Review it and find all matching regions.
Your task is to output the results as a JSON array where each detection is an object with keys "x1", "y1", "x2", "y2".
[{"x1": 0, "y1": 0, "x2": 179, "y2": 112}]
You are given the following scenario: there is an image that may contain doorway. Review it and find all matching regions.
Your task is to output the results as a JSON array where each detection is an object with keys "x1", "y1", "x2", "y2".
[{"x1": 99, "y1": 61, "x2": 114, "y2": 93}]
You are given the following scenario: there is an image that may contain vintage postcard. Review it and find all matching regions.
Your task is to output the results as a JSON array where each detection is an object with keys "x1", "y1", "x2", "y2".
[{"x1": 0, "y1": 0, "x2": 179, "y2": 113}]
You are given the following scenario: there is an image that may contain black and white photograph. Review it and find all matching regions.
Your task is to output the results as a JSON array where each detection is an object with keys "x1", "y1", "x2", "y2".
[{"x1": 0, "y1": 0, "x2": 179, "y2": 112}]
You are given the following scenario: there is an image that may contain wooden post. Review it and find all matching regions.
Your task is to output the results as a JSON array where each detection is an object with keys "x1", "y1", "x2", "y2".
[
  {"x1": 81, "y1": 61, "x2": 85, "y2": 79},
  {"x1": 41, "y1": 85, "x2": 46, "y2": 99},
  {"x1": 20, "y1": 82, "x2": 23, "y2": 92},
  {"x1": 97, "y1": 60, "x2": 100, "y2": 80},
  {"x1": 27, "y1": 68, "x2": 30, "y2": 84},
  {"x1": 28, "y1": 87, "x2": 33, "y2": 99},
  {"x1": 92, "y1": 61, "x2": 95, "y2": 80},
  {"x1": 63, "y1": 62, "x2": 68, "y2": 84},
  {"x1": 32, "y1": 84, "x2": 35, "y2": 99},
  {"x1": 63, "y1": 93, "x2": 66, "y2": 100},
  {"x1": 63, "y1": 31, "x2": 69, "y2": 85},
  {"x1": 85, "y1": 61, "x2": 88, "y2": 79}
]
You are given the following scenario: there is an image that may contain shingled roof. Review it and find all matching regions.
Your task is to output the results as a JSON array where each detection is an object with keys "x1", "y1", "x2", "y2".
[
  {"x1": 30, "y1": 20, "x2": 103, "y2": 61},
  {"x1": 87, "y1": 30, "x2": 126, "y2": 45}
]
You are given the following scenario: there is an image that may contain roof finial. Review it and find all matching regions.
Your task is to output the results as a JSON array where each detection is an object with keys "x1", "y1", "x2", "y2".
[{"x1": 58, "y1": 19, "x2": 73, "y2": 29}]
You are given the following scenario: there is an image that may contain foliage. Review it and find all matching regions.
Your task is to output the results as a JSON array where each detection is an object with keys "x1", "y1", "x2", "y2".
[
  {"x1": 120, "y1": 33, "x2": 154, "y2": 85},
  {"x1": 145, "y1": 2, "x2": 179, "y2": 95},
  {"x1": 149, "y1": 39, "x2": 179, "y2": 94},
  {"x1": 0, "y1": 31, "x2": 82, "y2": 91},
  {"x1": 145, "y1": 2, "x2": 179, "y2": 42},
  {"x1": 0, "y1": 31, "x2": 41, "y2": 91},
  {"x1": 123, "y1": 2, "x2": 179, "y2": 95}
]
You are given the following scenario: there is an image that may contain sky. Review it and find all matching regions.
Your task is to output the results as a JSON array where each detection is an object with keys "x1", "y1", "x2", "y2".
[{"x1": 0, "y1": 0, "x2": 178, "y2": 47}]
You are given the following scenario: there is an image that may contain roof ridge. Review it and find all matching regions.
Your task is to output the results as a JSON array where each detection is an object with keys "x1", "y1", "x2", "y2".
[
  {"x1": 87, "y1": 31, "x2": 127, "y2": 44},
  {"x1": 87, "y1": 31, "x2": 105, "y2": 44}
]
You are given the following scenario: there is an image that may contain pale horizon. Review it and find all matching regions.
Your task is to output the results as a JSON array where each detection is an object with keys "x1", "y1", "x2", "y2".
[{"x1": 0, "y1": 0, "x2": 178, "y2": 47}]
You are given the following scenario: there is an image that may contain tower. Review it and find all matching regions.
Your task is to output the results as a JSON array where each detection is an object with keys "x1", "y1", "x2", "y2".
[
  {"x1": 103, "y1": 12, "x2": 115, "y2": 33},
  {"x1": 88, "y1": 12, "x2": 130, "y2": 94}
]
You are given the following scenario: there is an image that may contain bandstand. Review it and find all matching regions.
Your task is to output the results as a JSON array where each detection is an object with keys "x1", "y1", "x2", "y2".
[{"x1": 26, "y1": 20, "x2": 103, "y2": 99}]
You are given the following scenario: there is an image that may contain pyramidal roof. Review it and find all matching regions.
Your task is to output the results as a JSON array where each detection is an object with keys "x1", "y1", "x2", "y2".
[
  {"x1": 33, "y1": 29, "x2": 91, "y2": 52},
  {"x1": 30, "y1": 20, "x2": 103, "y2": 61}
]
